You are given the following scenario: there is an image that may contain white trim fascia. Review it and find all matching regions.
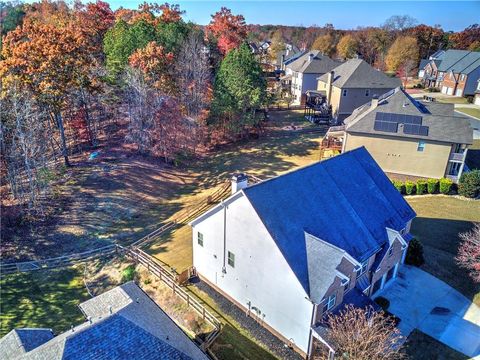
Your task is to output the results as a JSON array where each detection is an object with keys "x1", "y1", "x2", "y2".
[
  {"x1": 386, "y1": 227, "x2": 407, "y2": 247},
  {"x1": 335, "y1": 270, "x2": 350, "y2": 283},
  {"x1": 189, "y1": 190, "x2": 244, "y2": 226}
]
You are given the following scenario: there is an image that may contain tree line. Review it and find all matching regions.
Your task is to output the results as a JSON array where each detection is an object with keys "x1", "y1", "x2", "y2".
[
  {"x1": 265, "y1": 16, "x2": 479, "y2": 76},
  {"x1": 0, "y1": 1, "x2": 266, "y2": 213}
]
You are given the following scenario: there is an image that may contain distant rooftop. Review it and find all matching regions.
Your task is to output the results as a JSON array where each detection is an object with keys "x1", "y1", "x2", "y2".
[
  {"x1": 287, "y1": 50, "x2": 341, "y2": 74},
  {"x1": 344, "y1": 87, "x2": 473, "y2": 144},
  {"x1": 317, "y1": 58, "x2": 401, "y2": 89},
  {"x1": 0, "y1": 282, "x2": 208, "y2": 360}
]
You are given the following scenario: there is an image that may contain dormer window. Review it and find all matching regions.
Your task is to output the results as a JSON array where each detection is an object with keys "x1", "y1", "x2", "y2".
[{"x1": 323, "y1": 294, "x2": 336, "y2": 313}]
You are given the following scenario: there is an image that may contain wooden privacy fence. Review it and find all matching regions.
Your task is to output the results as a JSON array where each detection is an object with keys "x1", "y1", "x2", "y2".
[{"x1": 0, "y1": 245, "x2": 117, "y2": 276}]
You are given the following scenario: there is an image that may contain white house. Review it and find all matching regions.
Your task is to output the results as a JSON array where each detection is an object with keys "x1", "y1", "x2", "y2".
[
  {"x1": 285, "y1": 51, "x2": 341, "y2": 105},
  {"x1": 189, "y1": 147, "x2": 416, "y2": 358}
]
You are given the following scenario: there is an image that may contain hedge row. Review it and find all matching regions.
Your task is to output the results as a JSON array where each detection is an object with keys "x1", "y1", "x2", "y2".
[{"x1": 392, "y1": 178, "x2": 454, "y2": 195}]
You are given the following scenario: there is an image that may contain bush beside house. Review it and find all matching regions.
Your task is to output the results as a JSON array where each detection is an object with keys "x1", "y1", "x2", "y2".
[
  {"x1": 405, "y1": 180, "x2": 415, "y2": 195},
  {"x1": 405, "y1": 238, "x2": 425, "y2": 266},
  {"x1": 439, "y1": 178, "x2": 453, "y2": 194},
  {"x1": 458, "y1": 170, "x2": 480, "y2": 198},
  {"x1": 427, "y1": 179, "x2": 439, "y2": 194},
  {"x1": 416, "y1": 180, "x2": 427, "y2": 195}
]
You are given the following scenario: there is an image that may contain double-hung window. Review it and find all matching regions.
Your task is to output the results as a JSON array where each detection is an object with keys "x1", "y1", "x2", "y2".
[
  {"x1": 323, "y1": 294, "x2": 336, "y2": 313},
  {"x1": 342, "y1": 89, "x2": 348, "y2": 97},
  {"x1": 227, "y1": 251, "x2": 235, "y2": 268},
  {"x1": 388, "y1": 246, "x2": 394, "y2": 257},
  {"x1": 365, "y1": 89, "x2": 370, "y2": 97},
  {"x1": 197, "y1": 232, "x2": 204, "y2": 247},
  {"x1": 417, "y1": 141, "x2": 426, "y2": 152}
]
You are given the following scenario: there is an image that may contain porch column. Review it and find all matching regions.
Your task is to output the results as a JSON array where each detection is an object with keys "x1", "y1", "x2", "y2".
[
  {"x1": 393, "y1": 262, "x2": 400, "y2": 279},
  {"x1": 380, "y1": 273, "x2": 387, "y2": 290},
  {"x1": 401, "y1": 247, "x2": 407, "y2": 264}
]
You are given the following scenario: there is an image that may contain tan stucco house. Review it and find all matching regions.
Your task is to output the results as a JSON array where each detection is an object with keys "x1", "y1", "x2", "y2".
[
  {"x1": 322, "y1": 87, "x2": 473, "y2": 182},
  {"x1": 316, "y1": 58, "x2": 401, "y2": 121}
]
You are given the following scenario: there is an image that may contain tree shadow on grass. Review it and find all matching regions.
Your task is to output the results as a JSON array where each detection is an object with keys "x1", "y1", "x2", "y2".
[
  {"x1": 0, "y1": 268, "x2": 88, "y2": 337},
  {"x1": 410, "y1": 217, "x2": 480, "y2": 304}
]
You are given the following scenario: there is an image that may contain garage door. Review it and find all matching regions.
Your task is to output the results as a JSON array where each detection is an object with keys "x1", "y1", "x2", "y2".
[
  {"x1": 475, "y1": 96, "x2": 480, "y2": 106},
  {"x1": 447, "y1": 87, "x2": 454, "y2": 95},
  {"x1": 441, "y1": 86, "x2": 447, "y2": 94}
]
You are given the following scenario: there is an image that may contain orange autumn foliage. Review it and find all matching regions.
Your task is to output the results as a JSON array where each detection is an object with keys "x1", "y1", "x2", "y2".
[{"x1": 206, "y1": 7, "x2": 247, "y2": 55}]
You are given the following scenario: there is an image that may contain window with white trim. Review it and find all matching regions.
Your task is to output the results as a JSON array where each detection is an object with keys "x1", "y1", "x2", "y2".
[
  {"x1": 197, "y1": 232, "x2": 204, "y2": 247},
  {"x1": 365, "y1": 89, "x2": 370, "y2": 97},
  {"x1": 323, "y1": 294, "x2": 336, "y2": 313},
  {"x1": 356, "y1": 259, "x2": 369, "y2": 277},
  {"x1": 342, "y1": 89, "x2": 348, "y2": 97},
  {"x1": 417, "y1": 141, "x2": 425, "y2": 152},
  {"x1": 227, "y1": 251, "x2": 235, "y2": 268}
]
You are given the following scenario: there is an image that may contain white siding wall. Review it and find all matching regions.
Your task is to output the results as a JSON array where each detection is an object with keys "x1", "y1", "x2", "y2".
[{"x1": 192, "y1": 194, "x2": 314, "y2": 353}]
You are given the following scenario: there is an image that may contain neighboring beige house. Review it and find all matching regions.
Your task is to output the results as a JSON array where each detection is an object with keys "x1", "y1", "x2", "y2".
[
  {"x1": 474, "y1": 79, "x2": 480, "y2": 106},
  {"x1": 285, "y1": 50, "x2": 341, "y2": 105},
  {"x1": 322, "y1": 87, "x2": 473, "y2": 182},
  {"x1": 317, "y1": 59, "x2": 401, "y2": 121}
]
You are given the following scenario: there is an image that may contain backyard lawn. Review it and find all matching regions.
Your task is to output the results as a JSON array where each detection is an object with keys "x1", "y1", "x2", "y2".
[
  {"x1": 407, "y1": 196, "x2": 480, "y2": 306},
  {"x1": 0, "y1": 267, "x2": 88, "y2": 337},
  {"x1": 456, "y1": 106, "x2": 480, "y2": 119},
  {"x1": 405, "y1": 329, "x2": 468, "y2": 360}
]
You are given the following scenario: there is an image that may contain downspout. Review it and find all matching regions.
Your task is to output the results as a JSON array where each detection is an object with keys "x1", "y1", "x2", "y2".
[
  {"x1": 222, "y1": 201, "x2": 227, "y2": 274},
  {"x1": 307, "y1": 301, "x2": 317, "y2": 359}
]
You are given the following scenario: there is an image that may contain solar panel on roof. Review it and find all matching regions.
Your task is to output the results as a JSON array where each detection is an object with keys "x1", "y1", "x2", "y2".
[
  {"x1": 374, "y1": 120, "x2": 398, "y2": 133},
  {"x1": 403, "y1": 124, "x2": 429, "y2": 136}
]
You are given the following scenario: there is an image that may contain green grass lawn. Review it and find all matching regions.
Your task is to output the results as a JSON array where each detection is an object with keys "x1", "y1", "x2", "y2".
[
  {"x1": 407, "y1": 196, "x2": 480, "y2": 306},
  {"x1": 436, "y1": 96, "x2": 470, "y2": 104},
  {"x1": 456, "y1": 107, "x2": 480, "y2": 119},
  {"x1": 0, "y1": 268, "x2": 89, "y2": 337}
]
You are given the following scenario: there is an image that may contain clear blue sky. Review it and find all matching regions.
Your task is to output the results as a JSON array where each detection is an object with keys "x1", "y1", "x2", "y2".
[{"x1": 106, "y1": 1, "x2": 479, "y2": 32}]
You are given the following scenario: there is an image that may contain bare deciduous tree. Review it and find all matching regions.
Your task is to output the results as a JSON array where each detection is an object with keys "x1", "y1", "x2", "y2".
[
  {"x1": 318, "y1": 305, "x2": 404, "y2": 360},
  {"x1": 456, "y1": 223, "x2": 480, "y2": 283},
  {"x1": 176, "y1": 31, "x2": 212, "y2": 120},
  {"x1": 1, "y1": 83, "x2": 51, "y2": 212}
]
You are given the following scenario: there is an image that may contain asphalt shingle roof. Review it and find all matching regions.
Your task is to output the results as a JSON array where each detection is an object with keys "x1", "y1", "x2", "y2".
[
  {"x1": 437, "y1": 50, "x2": 480, "y2": 74},
  {"x1": 317, "y1": 59, "x2": 401, "y2": 89},
  {"x1": 243, "y1": 147, "x2": 416, "y2": 295},
  {"x1": 0, "y1": 329, "x2": 53, "y2": 359},
  {"x1": 1, "y1": 283, "x2": 208, "y2": 360},
  {"x1": 287, "y1": 50, "x2": 341, "y2": 74},
  {"x1": 344, "y1": 87, "x2": 473, "y2": 144}
]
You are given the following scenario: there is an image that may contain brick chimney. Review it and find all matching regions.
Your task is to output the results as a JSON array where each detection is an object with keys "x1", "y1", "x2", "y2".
[{"x1": 231, "y1": 173, "x2": 248, "y2": 194}]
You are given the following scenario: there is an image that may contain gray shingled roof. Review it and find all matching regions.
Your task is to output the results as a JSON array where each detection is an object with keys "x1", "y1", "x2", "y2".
[
  {"x1": 1, "y1": 282, "x2": 208, "y2": 360},
  {"x1": 0, "y1": 329, "x2": 53, "y2": 359},
  {"x1": 437, "y1": 50, "x2": 480, "y2": 74},
  {"x1": 344, "y1": 87, "x2": 473, "y2": 144},
  {"x1": 305, "y1": 233, "x2": 347, "y2": 303},
  {"x1": 317, "y1": 59, "x2": 401, "y2": 89},
  {"x1": 287, "y1": 50, "x2": 341, "y2": 74}
]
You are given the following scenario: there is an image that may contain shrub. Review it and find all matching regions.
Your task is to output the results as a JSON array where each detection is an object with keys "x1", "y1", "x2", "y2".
[
  {"x1": 427, "y1": 178, "x2": 438, "y2": 194},
  {"x1": 405, "y1": 238, "x2": 425, "y2": 266},
  {"x1": 427, "y1": 87, "x2": 440, "y2": 93},
  {"x1": 374, "y1": 296, "x2": 390, "y2": 311},
  {"x1": 416, "y1": 179, "x2": 427, "y2": 195},
  {"x1": 392, "y1": 180, "x2": 404, "y2": 194},
  {"x1": 121, "y1": 264, "x2": 136, "y2": 282},
  {"x1": 458, "y1": 170, "x2": 480, "y2": 198},
  {"x1": 439, "y1": 178, "x2": 453, "y2": 194},
  {"x1": 405, "y1": 180, "x2": 415, "y2": 195}
]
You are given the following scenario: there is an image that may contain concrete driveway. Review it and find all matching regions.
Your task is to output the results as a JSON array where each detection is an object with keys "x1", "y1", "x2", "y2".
[{"x1": 375, "y1": 265, "x2": 480, "y2": 358}]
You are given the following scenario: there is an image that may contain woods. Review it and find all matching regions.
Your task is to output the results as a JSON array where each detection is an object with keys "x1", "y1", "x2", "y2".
[{"x1": 0, "y1": 1, "x2": 265, "y2": 215}]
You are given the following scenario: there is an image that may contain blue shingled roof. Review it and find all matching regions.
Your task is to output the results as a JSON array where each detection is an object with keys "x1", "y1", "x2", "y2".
[
  {"x1": 61, "y1": 315, "x2": 192, "y2": 360},
  {"x1": 243, "y1": 147, "x2": 415, "y2": 295}
]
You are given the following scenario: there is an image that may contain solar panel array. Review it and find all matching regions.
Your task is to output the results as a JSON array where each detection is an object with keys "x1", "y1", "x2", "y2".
[
  {"x1": 403, "y1": 123, "x2": 429, "y2": 136},
  {"x1": 373, "y1": 112, "x2": 429, "y2": 137}
]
